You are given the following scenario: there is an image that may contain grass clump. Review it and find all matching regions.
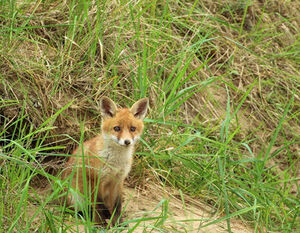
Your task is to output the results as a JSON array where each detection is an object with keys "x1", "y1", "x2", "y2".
[{"x1": 1, "y1": 0, "x2": 299, "y2": 232}]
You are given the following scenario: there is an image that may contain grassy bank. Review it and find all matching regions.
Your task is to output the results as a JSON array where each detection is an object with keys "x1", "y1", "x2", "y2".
[{"x1": 0, "y1": 0, "x2": 299, "y2": 232}]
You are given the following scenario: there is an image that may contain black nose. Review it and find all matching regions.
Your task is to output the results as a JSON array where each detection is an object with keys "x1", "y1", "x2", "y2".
[{"x1": 124, "y1": 140, "x2": 131, "y2": 145}]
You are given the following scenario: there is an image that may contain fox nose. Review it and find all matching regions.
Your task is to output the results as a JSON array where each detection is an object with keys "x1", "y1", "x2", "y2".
[{"x1": 124, "y1": 140, "x2": 131, "y2": 145}]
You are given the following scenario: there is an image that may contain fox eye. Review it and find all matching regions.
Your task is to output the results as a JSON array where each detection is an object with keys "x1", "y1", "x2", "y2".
[
  {"x1": 113, "y1": 126, "x2": 121, "y2": 132},
  {"x1": 130, "y1": 126, "x2": 136, "y2": 132}
]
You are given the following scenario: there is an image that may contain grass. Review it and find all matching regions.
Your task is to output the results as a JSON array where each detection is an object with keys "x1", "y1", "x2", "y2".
[{"x1": 0, "y1": 0, "x2": 299, "y2": 232}]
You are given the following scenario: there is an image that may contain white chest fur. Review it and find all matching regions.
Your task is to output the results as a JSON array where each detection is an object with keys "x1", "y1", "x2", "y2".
[{"x1": 99, "y1": 143, "x2": 133, "y2": 179}]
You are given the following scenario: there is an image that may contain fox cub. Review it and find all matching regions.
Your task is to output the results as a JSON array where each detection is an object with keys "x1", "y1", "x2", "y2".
[{"x1": 62, "y1": 96, "x2": 149, "y2": 225}]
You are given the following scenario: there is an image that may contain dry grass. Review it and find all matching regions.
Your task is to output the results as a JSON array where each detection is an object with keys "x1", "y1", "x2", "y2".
[{"x1": 1, "y1": 0, "x2": 299, "y2": 142}]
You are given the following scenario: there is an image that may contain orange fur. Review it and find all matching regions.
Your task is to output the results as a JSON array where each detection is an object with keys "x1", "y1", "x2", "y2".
[{"x1": 61, "y1": 97, "x2": 148, "y2": 226}]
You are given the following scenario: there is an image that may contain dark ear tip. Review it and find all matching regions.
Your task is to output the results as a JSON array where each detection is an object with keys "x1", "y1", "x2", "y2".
[
  {"x1": 141, "y1": 97, "x2": 149, "y2": 104},
  {"x1": 100, "y1": 96, "x2": 110, "y2": 102},
  {"x1": 100, "y1": 96, "x2": 113, "y2": 108},
  {"x1": 138, "y1": 98, "x2": 149, "y2": 109}
]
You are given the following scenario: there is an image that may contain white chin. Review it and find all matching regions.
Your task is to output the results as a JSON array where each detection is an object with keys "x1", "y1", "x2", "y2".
[{"x1": 110, "y1": 136, "x2": 126, "y2": 146}]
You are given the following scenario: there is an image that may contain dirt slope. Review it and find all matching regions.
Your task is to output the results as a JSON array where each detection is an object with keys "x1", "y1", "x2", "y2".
[
  {"x1": 61, "y1": 182, "x2": 252, "y2": 233},
  {"x1": 123, "y1": 183, "x2": 252, "y2": 233}
]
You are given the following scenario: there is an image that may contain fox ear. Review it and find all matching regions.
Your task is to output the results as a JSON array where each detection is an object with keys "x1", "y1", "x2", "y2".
[
  {"x1": 130, "y1": 97, "x2": 149, "y2": 120},
  {"x1": 100, "y1": 96, "x2": 117, "y2": 118}
]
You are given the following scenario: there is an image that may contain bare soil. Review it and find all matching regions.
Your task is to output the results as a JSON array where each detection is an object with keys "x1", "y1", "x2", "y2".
[
  {"x1": 123, "y1": 183, "x2": 252, "y2": 233},
  {"x1": 43, "y1": 182, "x2": 252, "y2": 233}
]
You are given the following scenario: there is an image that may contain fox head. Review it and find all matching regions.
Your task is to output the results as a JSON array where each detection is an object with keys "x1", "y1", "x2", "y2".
[{"x1": 100, "y1": 96, "x2": 148, "y2": 147}]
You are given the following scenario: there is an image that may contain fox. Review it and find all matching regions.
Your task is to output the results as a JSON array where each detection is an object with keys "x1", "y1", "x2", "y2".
[{"x1": 61, "y1": 96, "x2": 149, "y2": 226}]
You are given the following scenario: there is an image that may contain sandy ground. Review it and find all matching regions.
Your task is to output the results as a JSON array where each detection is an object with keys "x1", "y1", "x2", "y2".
[
  {"x1": 31, "y1": 181, "x2": 252, "y2": 233},
  {"x1": 121, "y1": 183, "x2": 252, "y2": 233},
  {"x1": 61, "y1": 182, "x2": 252, "y2": 233}
]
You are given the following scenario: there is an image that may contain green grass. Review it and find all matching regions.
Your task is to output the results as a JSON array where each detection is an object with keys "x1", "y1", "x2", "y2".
[{"x1": 1, "y1": 0, "x2": 299, "y2": 232}]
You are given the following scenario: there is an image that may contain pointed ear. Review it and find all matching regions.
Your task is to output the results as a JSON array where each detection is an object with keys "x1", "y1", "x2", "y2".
[
  {"x1": 100, "y1": 96, "x2": 117, "y2": 118},
  {"x1": 130, "y1": 97, "x2": 149, "y2": 120}
]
